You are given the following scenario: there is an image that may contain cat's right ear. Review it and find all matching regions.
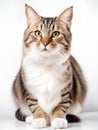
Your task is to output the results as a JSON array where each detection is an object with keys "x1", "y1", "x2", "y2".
[
  {"x1": 25, "y1": 4, "x2": 41, "y2": 23},
  {"x1": 57, "y1": 7, "x2": 73, "y2": 24}
]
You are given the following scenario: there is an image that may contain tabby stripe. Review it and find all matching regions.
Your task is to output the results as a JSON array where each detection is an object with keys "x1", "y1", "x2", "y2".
[
  {"x1": 60, "y1": 100, "x2": 72, "y2": 105},
  {"x1": 15, "y1": 109, "x2": 26, "y2": 121},
  {"x1": 51, "y1": 24, "x2": 55, "y2": 30},
  {"x1": 61, "y1": 95, "x2": 69, "y2": 99},
  {"x1": 49, "y1": 21, "x2": 54, "y2": 29},
  {"x1": 31, "y1": 106, "x2": 39, "y2": 113},
  {"x1": 24, "y1": 31, "x2": 33, "y2": 43},
  {"x1": 29, "y1": 103, "x2": 37, "y2": 107},
  {"x1": 62, "y1": 34, "x2": 70, "y2": 44},
  {"x1": 60, "y1": 105, "x2": 67, "y2": 110},
  {"x1": 61, "y1": 92, "x2": 69, "y2": 97},
  {"x1": 67, "y1": 82, "x2": 72, "y2": 88},
  {"x1": 61, "y1": 108, "x2": 66, "y2": 113},
  {"x1": 60, "y1": 105, "x2": 69, "y2": 113},
  {"x1": 46, "y1": 18, "x2": 51, "y2": 27},
  {"x1": 26, "y1": 98, "x2": 38, "y2": 107},
  {"x1": 40, "y1": 24, "x2": 43, "y2": 30},
  {"x1": 43, "y1": 18, "x2": 47, "y2": 26},
  {"x1": 42, "y1": 18, "x2": 56, "y2": 29},
  {"x1": 25, "y1": 40, "x2": 33, "y2": 45},
  {"x1": 60, "y1": 42, "x2": 69, "y2": 49},
  {"x1": 26, "y1": 97, "x2": 37, "y2": 102}
]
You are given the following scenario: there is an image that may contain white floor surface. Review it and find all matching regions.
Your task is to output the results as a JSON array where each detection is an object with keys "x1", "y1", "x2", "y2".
[{"x1": 0, "y1": 112, "x2": 98, "y2": 130}]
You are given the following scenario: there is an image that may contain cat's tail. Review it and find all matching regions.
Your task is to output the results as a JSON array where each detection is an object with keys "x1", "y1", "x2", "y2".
[
  {"x1": 15, "y1": 108, "x2": 26, "y2": 122},
  {"x1": 66, "y1": 114, "x2": 81, "y2": 123}
]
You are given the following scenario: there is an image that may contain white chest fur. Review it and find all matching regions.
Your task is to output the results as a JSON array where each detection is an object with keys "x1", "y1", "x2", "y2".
[{"x1": 23, "y1": 56, "x2": 67, "y2": 114}]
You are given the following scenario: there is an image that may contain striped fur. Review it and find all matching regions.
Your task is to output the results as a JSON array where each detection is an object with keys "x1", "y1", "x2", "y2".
[{"x1": 12, "y1": 5, "x2": 87, "y2": 129}]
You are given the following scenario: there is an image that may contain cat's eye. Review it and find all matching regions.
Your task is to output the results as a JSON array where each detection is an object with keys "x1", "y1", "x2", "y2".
[
  {"x1": 34, "y1": 30, "x2": 42, "y2": 37},
  {"x1": 52, "y1": 31, "x2": 60, "y2": 38}
]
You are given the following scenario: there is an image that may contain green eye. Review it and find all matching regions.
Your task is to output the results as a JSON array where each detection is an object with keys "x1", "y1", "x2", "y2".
[
  {"x1": 52, "y1": 31, "x2": 60, "y2": 38},
  {"x1": 34, "y1": 30, "x2": 42, "y2": 37}
]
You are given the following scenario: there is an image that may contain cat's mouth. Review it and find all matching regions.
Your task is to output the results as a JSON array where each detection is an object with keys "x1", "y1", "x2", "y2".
[
  {"x1": 40, "y1": 47, "x2": 51, "y2": 57},
  {"x1": 42, "y1": 48, "x2": 50, "y2": 52}
]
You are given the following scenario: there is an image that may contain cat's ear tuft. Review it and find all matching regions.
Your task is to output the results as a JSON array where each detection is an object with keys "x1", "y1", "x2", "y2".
[
  {"x1": 57, "y1": 7, "x2": 73, "y2": 23},
  {"x1": 25, "y1": 4, "x2": 40, "y2": 22}
]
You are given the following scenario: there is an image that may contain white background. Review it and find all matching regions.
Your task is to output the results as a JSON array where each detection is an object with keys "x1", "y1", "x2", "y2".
[{"x1": 0, "y1": 0, "x2": 98, "y2": 118}]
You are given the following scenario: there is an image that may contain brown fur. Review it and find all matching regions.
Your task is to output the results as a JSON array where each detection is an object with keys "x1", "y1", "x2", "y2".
[{"x1": 12, "y1": 5, "x2": 87, "y2": 129}]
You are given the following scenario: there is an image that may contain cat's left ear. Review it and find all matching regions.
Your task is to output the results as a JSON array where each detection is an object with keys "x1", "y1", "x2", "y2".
[
  {"x1": 25, "y1": 4, "x2": 41, "y2": 23},
  {"x1": 57, "y1": 7, "x2": 73, "y2": 24}
]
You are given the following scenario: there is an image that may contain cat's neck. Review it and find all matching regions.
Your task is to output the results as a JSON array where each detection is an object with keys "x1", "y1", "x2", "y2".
[{"x1": 23, "y1": 52, "x2": 70, "y2": 67}]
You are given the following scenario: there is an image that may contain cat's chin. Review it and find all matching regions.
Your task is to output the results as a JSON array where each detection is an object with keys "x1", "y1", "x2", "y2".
[{"x1": 40, "y1": 51, "x2": 52, "y2": 57}]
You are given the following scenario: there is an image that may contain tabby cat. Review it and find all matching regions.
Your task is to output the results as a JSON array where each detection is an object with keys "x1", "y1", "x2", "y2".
[{"x1": 12, "y1": 4, "x2": 87, "y2": 129}]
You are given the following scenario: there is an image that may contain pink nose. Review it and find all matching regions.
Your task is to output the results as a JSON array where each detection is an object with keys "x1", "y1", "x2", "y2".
[
  {"x1": 41, "y1": 37, "x2": 50, "y2": 47},
  {"x1": 42, "y1": 42, "x2": 49, "y2": 47}
]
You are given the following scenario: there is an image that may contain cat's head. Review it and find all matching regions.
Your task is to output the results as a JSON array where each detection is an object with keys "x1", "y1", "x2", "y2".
[{"x1": 23, "y1": 5, "x2": 73, "y2": 63}]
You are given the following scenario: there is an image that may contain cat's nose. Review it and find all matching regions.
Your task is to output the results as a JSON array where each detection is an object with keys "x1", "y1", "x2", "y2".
[
  {"x1": 42, "y1": 43, "x2": 49, "y2": 47},
  {"x1": 42, "y1": 37, "x2": 50, "y2": 47}
]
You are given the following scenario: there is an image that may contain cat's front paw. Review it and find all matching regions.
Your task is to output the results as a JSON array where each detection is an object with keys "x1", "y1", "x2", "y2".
[
  {"x1": 32, "y1": 118, "x2": 47, "y2": 128},
  {"x1": 26, "y1": 116, "x2": 33, "y2": 124},
  {"x1": 51, "y1": 118, "x2": 68, "y2": 129}
]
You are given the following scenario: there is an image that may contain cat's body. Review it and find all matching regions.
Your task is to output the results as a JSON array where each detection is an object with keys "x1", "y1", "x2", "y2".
[{"x1": 12, "y1": 5, "x2": 87, "y2": 129}]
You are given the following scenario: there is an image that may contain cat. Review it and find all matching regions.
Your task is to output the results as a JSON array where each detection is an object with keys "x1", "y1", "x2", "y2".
[{"x1": 12, "y1": 4, "x2": 87, "y2": 129}]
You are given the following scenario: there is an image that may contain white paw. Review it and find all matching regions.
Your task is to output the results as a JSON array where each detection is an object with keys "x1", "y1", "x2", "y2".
[
  {"x1": 51, "y1": 118, "x2": 68, "y2": 129},
  {"x1": 26, "y1": 116, "x2": 33, "y2": 124},
  {"x1": 32, "y1": 118, "x2": 47, "y2": 128}
]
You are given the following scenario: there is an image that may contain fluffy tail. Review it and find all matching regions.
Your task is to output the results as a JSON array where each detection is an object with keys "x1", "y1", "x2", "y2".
[
  {"x1": 15, "y1": 108, "x2": 26, "y2": 122},
  {"x1": 66, "y1": 114, "x2": 81, "y2": 123}
]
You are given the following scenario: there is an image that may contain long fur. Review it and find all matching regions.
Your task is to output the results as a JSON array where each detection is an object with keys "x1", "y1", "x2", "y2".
[{"x1": 12, "y1": 5, "x2": 87, "y2": 129}]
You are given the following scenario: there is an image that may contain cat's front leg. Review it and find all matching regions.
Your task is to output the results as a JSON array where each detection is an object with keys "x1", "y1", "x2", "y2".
[
  {"x1": 26, "y1": 96, "x2": 47, "y2": 128},
  {"x1": 51, "y1": 106, "x2": 68, "y2": 129},
  {"x1": 51, "y1": 94, "x2": 72, "y2": 129}
]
